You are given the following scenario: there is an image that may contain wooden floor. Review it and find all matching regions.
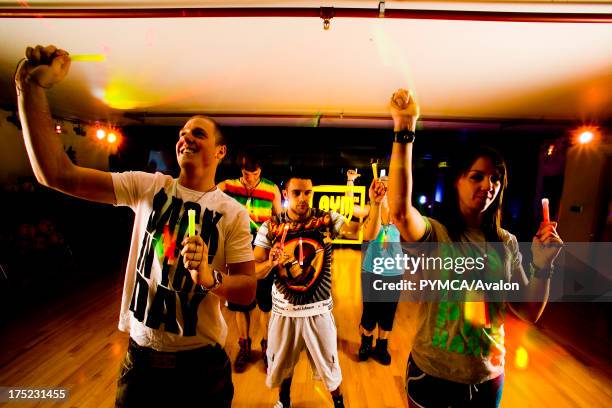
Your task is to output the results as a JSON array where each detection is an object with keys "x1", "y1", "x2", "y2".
[{"x1": 1, "y1": 248, "x2": 611, "y2": 407}]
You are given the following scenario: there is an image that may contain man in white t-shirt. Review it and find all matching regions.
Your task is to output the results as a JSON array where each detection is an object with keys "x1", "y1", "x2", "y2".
[
  {"x1": 254, "y1": 171, "x2": 355, "y2": 408},
  {"x1": 15, "y1": 45, "x2": 256, "y2": 407}
]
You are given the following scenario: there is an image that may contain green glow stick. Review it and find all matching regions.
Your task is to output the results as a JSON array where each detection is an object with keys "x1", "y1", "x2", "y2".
[{"x1": 188, "y1": 209, "x2": 196, "y2": 237}]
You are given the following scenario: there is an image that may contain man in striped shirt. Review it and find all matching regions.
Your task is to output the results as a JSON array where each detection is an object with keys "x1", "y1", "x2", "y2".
[{"x1": 219, "y1": 152, "x2": 282, "y2": 372}]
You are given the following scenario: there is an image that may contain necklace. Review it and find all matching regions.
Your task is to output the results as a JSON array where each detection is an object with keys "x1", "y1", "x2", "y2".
[
  {"x1": 240, "y1": 177, "x2": 261, "y2": 211},
  {"x1": 174, "y1": 179, "x2": 217, "y2": 203}
]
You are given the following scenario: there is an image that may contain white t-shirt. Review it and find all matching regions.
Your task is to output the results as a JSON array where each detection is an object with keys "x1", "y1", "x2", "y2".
[
  {"x1": 112, "y1": 171, "x2": 253, "y2": 351},
  {"x1": 254, "y1": 208, "x2": 345, "y2": 317}
]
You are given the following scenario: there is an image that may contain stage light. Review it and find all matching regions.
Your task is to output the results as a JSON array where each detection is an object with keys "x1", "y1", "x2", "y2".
[
  {"x1": 515, "y1": 346, "x2": 529, "y2": 369},
  {"x1": 107, "y1": 132, "x2": 117, "y2": 144},
  {"x1": 547, "y1": 144, "x2": 555, "y2": 156},
  {"x1": 578, "y1": 131, "x2": 594, "y2": 144},
  {"x1": 55, "y1": 123, "x2": 62, "y2": 134},
  {"x1": 96, "y1": 128, "x2": 106, "y2": 140},
  {"x1": 73, "y1": 123, "x2": 86, "y2": 137},
  {"x1": 419, "y1": 195, "x2": 427, "y2": 205}
]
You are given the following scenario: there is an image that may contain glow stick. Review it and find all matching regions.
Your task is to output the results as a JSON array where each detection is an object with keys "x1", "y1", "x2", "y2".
[
  {"x1": 279, "y1": 224, "x2": 289, "y2": 248},
  {"x1": 541, "y1": 198, "x2": 550, "y2": 223},
  {"x1": 70, "y1": 54, "x2": 106, "y2": 62},
  {"x1": 372, "y1": 162, "x2": 378, "y2": 180},
  {"x1": 464, "y1": 301, "x2": 490, "y2": 328},
  {"x1": 298, "y1": 237, "x2": 304, "y2": 266},
  {"x1": 188, "y1": 209, "x2": 196, "y2": 237}
]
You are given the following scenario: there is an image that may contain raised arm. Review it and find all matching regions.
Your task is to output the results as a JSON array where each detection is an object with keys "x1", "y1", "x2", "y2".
[
  {"x1": 509, "y1": 222, "x2": 563, "y2": 323},
  {"x1": 388, "y1": 88, "x2": 426, "y2": 242},
  {"x1": 15, "y1": 45, "x2": 115, "y2": 204},
  {"x1": 362, "y1": 179, "x2": 386, "y2": 241}
]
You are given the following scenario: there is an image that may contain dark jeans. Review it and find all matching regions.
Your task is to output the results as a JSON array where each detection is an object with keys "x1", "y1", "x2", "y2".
[
  {"x1": 406, "y1": 354, "x2": 504, "y2": 408},
  {"x1": 115, "y1": 338, "x2": 233, "y2": 408}
]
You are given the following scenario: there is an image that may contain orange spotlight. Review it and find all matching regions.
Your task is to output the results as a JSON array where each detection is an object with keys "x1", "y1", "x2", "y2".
[
  {"x1": 96, "y1": 128, "x2": 106, "y2": 140},
  {"x1": 515, "y1": 346, "x2": 529, "y2": 369},
  {"x1": 107, "y1": 132, "x2": 118, "y2": 144},
  {"x1": 574, "y1": 126, "x2": 599, "y2": 145},
  {"x1": 579, "y1": 131, "x2": 594, "y2": 144}
]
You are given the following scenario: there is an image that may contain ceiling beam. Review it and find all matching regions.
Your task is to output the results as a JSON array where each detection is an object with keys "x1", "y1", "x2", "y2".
[{"x1": 1, "y1": 7, "x2": 610, "y2": 23}]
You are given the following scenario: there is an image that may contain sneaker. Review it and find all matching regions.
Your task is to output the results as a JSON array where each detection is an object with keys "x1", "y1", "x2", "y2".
[
  {"x1": 373, "y1": 339, "x2": 391, "y2": 365},
  {"x1": 261, "y1": 338, "x2": 268, "y2": 369},
  {"x1": 332, "y1": 394, "x2": 345, "y2": 408},
  {"x1": 358, "y1": 334, "x2": 373, "y2": 361},
  {"x1": 234, "y1": 337, "x2": 252, "y2": 373}
]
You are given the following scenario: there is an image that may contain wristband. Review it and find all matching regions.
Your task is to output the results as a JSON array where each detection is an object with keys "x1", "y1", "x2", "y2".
[
  {"x1": 530, "y1": 261, "x2": 553, "y2": 279},
  {"x1": 394, "y1": 130, "x2": 416, "y2": 144}
]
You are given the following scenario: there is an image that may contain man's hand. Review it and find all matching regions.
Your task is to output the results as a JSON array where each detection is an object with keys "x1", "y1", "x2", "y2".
[
  {"x1": 369, "y1": 179, "x2": 387, "y2": 205},
  {"x1": 347, "y1": 169, "x2": 360, "y2": 183},
  {"x1": 389, "y1": 88, "x2": 419, "y2": 132},
  {"x1": 269, "y1": 242, "x2": 289, "y2": 269},
  {"x1": 531, "y1": 221, "x2": 563, "y2": 270},
  {"x1": 16, "y1": 45, "x2": 71, "y2": 89},
  {"x1": 181, "y1": 235, "x2": 214, "y2": 287}
]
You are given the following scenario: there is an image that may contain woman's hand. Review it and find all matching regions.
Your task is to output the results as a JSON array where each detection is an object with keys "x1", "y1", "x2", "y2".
[
  {"x1": 369, "y1": 179, "x2": 387, "y2": 205},
  {"x1": 390, "y1": 88, "x2": 419, "y2": 132},
  {"x1": 531, "y1": 221, "x2": 563, "y2": 270}
]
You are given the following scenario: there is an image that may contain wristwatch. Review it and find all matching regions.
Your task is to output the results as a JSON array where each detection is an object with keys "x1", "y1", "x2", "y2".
[
  {"x1": 394, "y1": 129, "x2": 416, "y2": 144},
  {"x1": 206, "y1": 269, "x2": 223, "y2": 291}
]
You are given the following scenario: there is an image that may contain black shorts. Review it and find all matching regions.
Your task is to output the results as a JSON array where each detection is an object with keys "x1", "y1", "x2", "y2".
[
  {"x1": 360, "y1": 272, "x2": 401, "y2": 332},
  {"x1": 116, "y1": 338, "x2": 233, "y2": 407},
  {"x1": 406, "y1": 354, "x2": 504, "y2": 408},
  {"x1": 227, "y1": 272, "x2": 274, "y2": 313}
]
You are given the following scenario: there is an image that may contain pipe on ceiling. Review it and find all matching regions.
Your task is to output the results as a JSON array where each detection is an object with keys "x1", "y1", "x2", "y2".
[{"x1": 0, "y1": 7, "x2": 610, "y2": 23}]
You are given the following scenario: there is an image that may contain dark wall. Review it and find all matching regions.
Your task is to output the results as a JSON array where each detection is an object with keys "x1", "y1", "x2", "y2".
[{"x1": 117, "y1": 124, "x2": 554, "y2": 241}]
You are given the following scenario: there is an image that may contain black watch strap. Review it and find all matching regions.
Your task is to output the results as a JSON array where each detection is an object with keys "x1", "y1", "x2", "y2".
[{"x1": 394, "y1": 130, "x2": 416, "y2": 144}]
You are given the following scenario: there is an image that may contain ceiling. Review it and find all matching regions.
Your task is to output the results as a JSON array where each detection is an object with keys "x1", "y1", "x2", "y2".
[{"x1": 0, "y1": 1, "x2": 611, "y2": 129}]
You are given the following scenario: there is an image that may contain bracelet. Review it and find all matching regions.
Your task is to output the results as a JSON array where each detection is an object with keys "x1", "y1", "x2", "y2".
[
  {"x1": 529, "y1": 261, "x2": 553, "y2": 279},
  {"x1": 393, "y1": 130, "x2": 416, "y2": 144}
]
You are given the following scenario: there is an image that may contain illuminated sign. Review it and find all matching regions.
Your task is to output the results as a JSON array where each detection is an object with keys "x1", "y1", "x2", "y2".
[{"x1": 310, "y1": 185, "x2": 366, "y2": 244}]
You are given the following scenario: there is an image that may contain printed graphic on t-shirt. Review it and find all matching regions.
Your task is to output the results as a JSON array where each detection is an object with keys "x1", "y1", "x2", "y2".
[
  {"x1": 129, "y1": 186, "x2": 222, "y2": 336},
  {"x1": 267, "y1": 210, "x2": 334, "y2": 306}
]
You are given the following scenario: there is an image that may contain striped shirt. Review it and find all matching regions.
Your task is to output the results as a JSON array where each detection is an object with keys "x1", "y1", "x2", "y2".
[{"x1": 222, "y1": 177, "x2": 277, "y2": 235}]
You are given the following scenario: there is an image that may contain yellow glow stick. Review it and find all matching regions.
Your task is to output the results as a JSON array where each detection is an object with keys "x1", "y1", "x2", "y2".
[
  {"x1": 70, "y1": 54, "x2": 106, "y2": 62},
  {"x1": 372, "y1": 162, "x2": 378, "y2": 180},
  {"x1": 188, "y1": 209, "x2": 196, "y2": 237}
]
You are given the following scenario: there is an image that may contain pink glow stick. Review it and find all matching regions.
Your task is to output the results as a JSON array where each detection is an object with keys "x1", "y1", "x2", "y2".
[
  {"x1": 279, "y1": 224, "x2": 289, "y2": 248},
  {"x1": 541, "y1": 198, "x2": 550, "y2": 223},
  {"x1": 298, "y1": 237, "x2": 304, "y2": 266}
]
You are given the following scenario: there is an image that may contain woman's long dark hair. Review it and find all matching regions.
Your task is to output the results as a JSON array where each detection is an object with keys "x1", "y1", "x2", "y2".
[{"x1": 436, "y1": 145, "x2": 508, "y2": 242}]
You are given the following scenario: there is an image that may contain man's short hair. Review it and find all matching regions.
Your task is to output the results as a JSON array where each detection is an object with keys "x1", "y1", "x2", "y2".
[
  {"x1": 188, "y1": 115, "x2": 226, "y2": 146},
  {"x1": 284, "y1": 166, "x2": 313, "y2": 190},
  {"x1": 239, "y1": 151, "x2": 262, "y2": 172}
]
